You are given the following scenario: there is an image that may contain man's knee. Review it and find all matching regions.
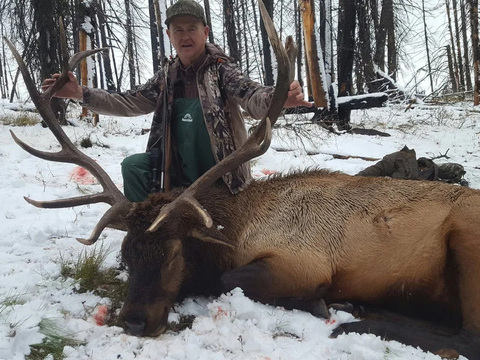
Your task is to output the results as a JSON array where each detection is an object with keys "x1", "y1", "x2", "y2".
[
  {"x1": 121, "y1": 152, "x2": 152, "y2": 202},
  {"x1": 121, "y1": 152, "x2": 151, "y2": 175}
]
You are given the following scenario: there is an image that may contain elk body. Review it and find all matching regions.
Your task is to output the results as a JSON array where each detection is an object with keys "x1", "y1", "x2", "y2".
[
  {"x1": 118, "y1": 170, "x2": 480, "y2": 359},
  {"x1": 6, "y1": 2, "x2": 480, "y2": 359}
]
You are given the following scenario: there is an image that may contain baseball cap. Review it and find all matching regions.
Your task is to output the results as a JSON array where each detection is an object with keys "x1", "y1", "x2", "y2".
[{"x1": 165, "y1": 0, "x2": 207, "y2": 26}]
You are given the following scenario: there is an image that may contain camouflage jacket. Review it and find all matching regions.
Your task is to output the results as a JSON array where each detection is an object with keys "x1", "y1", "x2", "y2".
[{"x1": 82, "y1": 43, "x2": 275, "y2": 193}]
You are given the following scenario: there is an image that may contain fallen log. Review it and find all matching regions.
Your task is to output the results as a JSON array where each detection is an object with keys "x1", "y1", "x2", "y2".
[{"x1": 285, "y1": 92, "x2": 388, "y2": 115}]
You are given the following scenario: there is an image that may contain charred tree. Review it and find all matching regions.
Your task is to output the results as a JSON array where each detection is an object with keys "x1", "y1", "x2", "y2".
[
  {"x1": 148, "y1": 0, "x2": 160, "y2": 72},
  {"x1": 203, "y1": 0, "x2": 215, "y2": 43},
  {"x1": 447, "y1": 45, "x2": 458, "y2": 93},
  {"x1": 374, "y1": 0, "x2": 387, "y2": 72},
  {"x1": 223, "y1": 0, "x2": 239, "y2": 63},
  {"x1": 31, "y1": 0, "x2": 69, "y2": 125},
  {"x1": 260, "y1": 0, "x2": 274, "y2": 85},
  {"x1": 94, "y1": 0, "x2": 115, "y2": 90},
  {"x1": 319, "y1": 0, "x2": 334, "y2": 86},
  {"x1": 385, "y1": 0, "x2": 396, "y2": 81},
  {"x1": 337, "y1": 0, "x2": 356, "y2": 129},
  {"x1": 243, "y1": 0, "x2": 262, "y2": 78},
  {"x1": 356, "y1": 0, "x2": 375, "y2": 93},
  {"x1": 446, "y1": 0, "x2": 460, "y2": 92},
  {"x1": 461, "y1": 0, "x2": 473, "y2": 91},
  {"x1": 124, "y1": 0, "x2": 136, "y2": 88},
  {"x1": 422, "y1": 0, "x2": 434, "y2": 93},
  {"x1": 235, "y1": 1, "x2": 243, "y2": 70},
  {"x1": 241, "y1": 0, "x2": 249, "y2": 73},
  {"x1": 294, "y1": 1, "x2": 303, "y2": 89},
  {"x1": 78, "y1": 0, "x2": 100, "y2": 122},
  {"x1": 468, "y1": 0, "x2": 480, "y2": 104},
  {"x1": 453, "y1": 0, "x2": 466, "y2": 91}
]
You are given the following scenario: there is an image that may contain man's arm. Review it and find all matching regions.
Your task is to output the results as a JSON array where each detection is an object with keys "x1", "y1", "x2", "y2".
[
  {"x1": 219, "y1": 62, "x2": 311, "y2": 119},
  {"x1": 42, "y1": 71, "x2": 162, "y2": 117}
]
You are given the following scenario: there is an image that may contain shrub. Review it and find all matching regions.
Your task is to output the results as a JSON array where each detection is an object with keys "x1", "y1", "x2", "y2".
[{"x1": 0, "y1": 112, "x2": 39, "y2": 126}]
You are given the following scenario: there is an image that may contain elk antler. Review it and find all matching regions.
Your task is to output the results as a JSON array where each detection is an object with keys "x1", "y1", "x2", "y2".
[
  {"x1": 6, "y1": 18, "x2": 132, "y2": 245},
  {"x1": 147, "y1": 0, "x2": 297, "y2": 232}
]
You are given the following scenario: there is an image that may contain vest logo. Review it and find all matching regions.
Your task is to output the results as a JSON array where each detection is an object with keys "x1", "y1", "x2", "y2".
[{"x1": 182, "y1": 113, "x2": 194, "y2": 123}]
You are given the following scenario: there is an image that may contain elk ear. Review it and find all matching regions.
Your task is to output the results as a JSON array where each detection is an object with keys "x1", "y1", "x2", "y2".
[{"x1": 190, "y1": 228, "x2": 236, "y2": 248}]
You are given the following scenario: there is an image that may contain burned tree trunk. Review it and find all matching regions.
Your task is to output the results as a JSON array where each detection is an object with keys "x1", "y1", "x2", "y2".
[
  {"x1": 260, "y1": 0, "x2": 274, "y2": 85},
  {"x1": 422, "y1": 0, "x2": 434, "y2": 93},
  {"x1": 468, "y1": 0, "x2": 480, "y2": 104},
  {"x1": 223, "y1": 0, "x2": 240, "y2": 63},
  {"x1": 447, "y1": 45, "x2": 457, "y2": 93},
  {"x1": 31, "y1": 0, "x2": 68, "y2": 125},
  {"x1": 295, "y1": 1, "x2": 304, "y2": 89},
  {"x1": 95, "y1": 0, "x2": 116, "y2": 90},
  {"x1": 148, "y1": 0, "x2": 160, "y2": 73},
  {"x1": 356, "y1": 0, "x2": 375, "y2": 93},
  {"x1": 204, "y1": 0, "x2": 215, "y2": 43},
  {"x1": 446, "y1": 0, "x2": 460, "y2": 92},
  {"x1": 125, "y1": 0, "x2": 136, "y2": 88},
  {"x1": 337, "y1": 0, "x2": 356, "y2": 129},
  {"x1": 461, "y1": 0, "x2": 473, "y2": 91},
  {"x1": 374, "y1": 0, "x2": 387, "y2": 72},
  {"x1": 452, "y1": 0, "x2": 466, "y2": 91},
  {"x1": 78, "y1": 0, "x2": 100, "y2": 123},
  {"x1": 385, "y1": 0, "x2": 396, "y2": 82}
]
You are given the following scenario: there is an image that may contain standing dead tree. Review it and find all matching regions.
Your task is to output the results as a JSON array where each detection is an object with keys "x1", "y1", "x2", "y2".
[
  {"x1": 295, "y1": 0, "x2": 388, "y2": 133},
  {"x1": 468, "y1": 0, "x2": 480, "y2": 105}
]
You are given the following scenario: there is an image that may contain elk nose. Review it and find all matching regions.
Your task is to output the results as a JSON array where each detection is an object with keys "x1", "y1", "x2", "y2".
[{"x1": 124, "y1": 320, "x2": 146, "y2": 336}]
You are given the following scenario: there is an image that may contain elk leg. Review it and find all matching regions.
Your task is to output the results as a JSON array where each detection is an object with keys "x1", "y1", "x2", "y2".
[
  {"x1": 448, "y1": 228, "x2": 480, "y2": 335},
  {"x1": 331, "y1": 309, "x2": 480, "y2": 360},
  {"x1": 220, "y1": 259, "x2": 330, "y2": 318}
]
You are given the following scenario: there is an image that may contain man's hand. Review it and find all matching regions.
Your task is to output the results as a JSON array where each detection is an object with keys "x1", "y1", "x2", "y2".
[
  {"x1": 283, "y1": 80, "x2": 313, "y2": 109},
  {"x1": 41, "y1": 71, "x2": 83, "y2": 100}
]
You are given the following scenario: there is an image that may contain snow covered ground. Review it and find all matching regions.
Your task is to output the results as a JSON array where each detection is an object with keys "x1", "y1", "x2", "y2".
[{"x1": 1, "y1": 99, "x2": 479, "y2": 359}]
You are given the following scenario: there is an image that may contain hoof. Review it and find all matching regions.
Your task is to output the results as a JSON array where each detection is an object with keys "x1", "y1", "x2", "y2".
[
  {"x1": 311, "y1": 299, "x2": 330, "y2": 319},
  {"x1": 329, "y1": 301, "x2": 355, "y2": 314}
]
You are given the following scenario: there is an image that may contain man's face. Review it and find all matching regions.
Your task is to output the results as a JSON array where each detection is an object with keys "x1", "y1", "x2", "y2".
[{"x1": 167, "y1": 16, "x2": 209, "y2": 67}]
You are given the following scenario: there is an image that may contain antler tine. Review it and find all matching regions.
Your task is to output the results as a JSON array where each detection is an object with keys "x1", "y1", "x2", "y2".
[
  {"x1": 147, "y1": 0, "x2": 297, "y2": 233},
  {"x1": 6, "y1": 18, "x2": 131, "y2": 245},
  {"x1": 76, "y1": 202, "x2": 133, "y2": 245},
  {"x1": 4, "y1": 37, "x2": 41, "y2": 103},
  {"x1": 69, "y1": 48, "x2": 109, "y2": 71}
]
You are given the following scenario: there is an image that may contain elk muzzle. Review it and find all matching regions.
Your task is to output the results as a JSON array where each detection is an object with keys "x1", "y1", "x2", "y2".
[{"x1": 118, "y1": 301, "x2": 171, "y2": 337}]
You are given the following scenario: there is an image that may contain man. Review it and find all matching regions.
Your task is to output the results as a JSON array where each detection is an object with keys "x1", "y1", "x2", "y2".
[{"x1": 42, "y1": 0, "x2": 312, "y2": 202}]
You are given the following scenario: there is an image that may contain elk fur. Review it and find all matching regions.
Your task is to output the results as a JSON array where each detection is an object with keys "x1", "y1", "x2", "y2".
[{"x1": 119, "y1": 169, "x2": 480, "y2": 359}]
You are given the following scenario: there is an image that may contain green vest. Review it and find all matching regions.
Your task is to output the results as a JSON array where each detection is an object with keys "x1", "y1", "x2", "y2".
[{"x1": 171, "y1": 98, "x2": 216, "y2": 185}]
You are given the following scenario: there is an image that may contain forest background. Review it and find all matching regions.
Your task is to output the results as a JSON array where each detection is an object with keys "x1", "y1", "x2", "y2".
[{"x1": 0, "y1": 0, "x2": 478, "y2": 127}]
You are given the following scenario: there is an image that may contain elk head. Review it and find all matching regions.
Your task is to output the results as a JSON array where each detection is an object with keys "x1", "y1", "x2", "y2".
[{"x1": 9, "y1": 1, "x2": 297, "y2": 337}]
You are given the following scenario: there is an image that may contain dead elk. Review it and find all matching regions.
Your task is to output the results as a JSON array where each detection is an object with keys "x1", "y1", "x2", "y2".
[
  {"x1": 118, "y1": 171, "x2": 480, "y2": 358},
  {"x1": 6, "y1": 5, "x2": 480, "y2": 360}
]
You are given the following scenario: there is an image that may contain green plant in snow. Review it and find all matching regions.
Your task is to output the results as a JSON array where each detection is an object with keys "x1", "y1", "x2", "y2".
[
  {"x1": 59, "y1": 244, "x2": 128, "y2": 326},
  {"x1": 27, "y1": 319, "x2": 81, "y2": 360}
]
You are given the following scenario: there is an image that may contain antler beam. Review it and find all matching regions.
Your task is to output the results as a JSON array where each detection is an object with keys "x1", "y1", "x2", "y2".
[{"x1": 6, "y1": 18, "x2": 132, "y2": 245}]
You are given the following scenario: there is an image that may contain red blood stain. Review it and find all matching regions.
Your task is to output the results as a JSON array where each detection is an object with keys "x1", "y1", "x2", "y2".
[
  {"x1": 261, "y1": 169, "x2": 276, "y2": 175},
  {"x1": 93, "y1": 305, "x2": 108, "y2": 326},
  {"x1": 69, "y1": 166, "x2": 98, "y2": 185}
]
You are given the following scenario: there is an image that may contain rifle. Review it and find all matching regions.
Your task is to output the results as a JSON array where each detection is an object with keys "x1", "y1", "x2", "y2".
[{"x1": 151, "y1": 64, "x2": 169, "y2": 193}]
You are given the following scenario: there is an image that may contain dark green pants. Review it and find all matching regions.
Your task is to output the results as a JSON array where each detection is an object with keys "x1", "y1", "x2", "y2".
[{"x1": 121, "y1": 152, "x2": 152, "y2": 202}]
